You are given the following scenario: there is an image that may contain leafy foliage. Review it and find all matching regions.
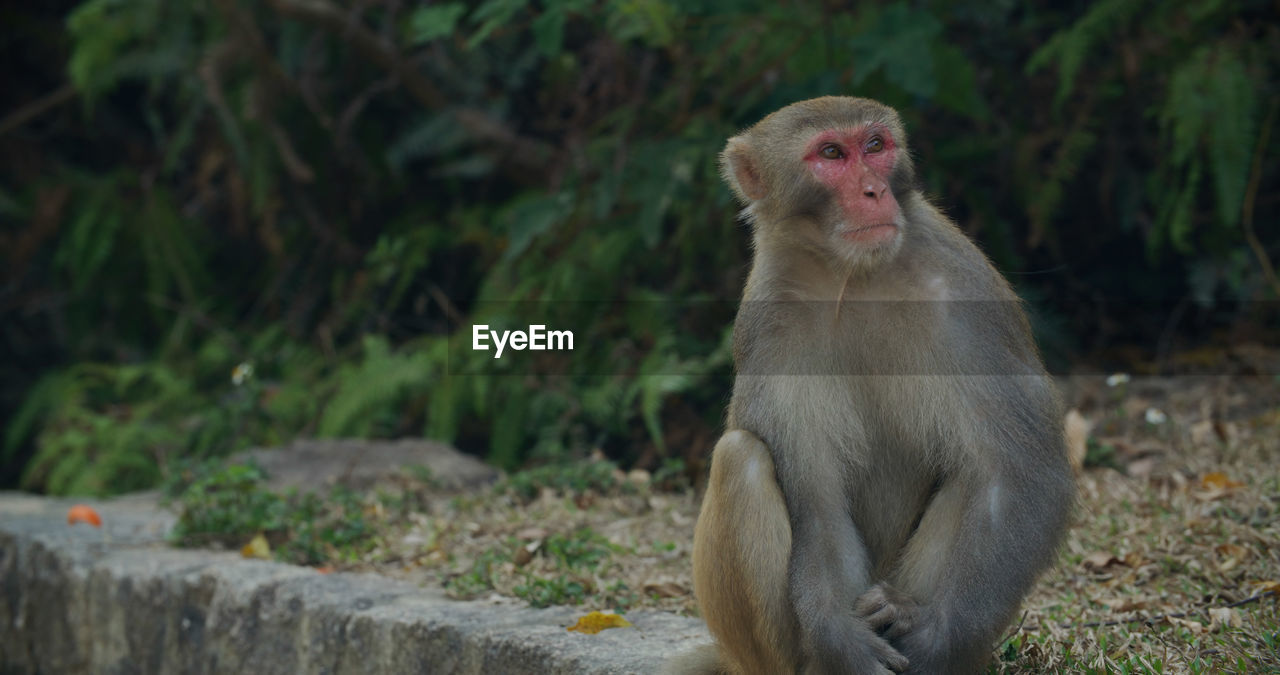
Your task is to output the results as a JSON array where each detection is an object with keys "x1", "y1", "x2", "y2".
[
  {"x1": 500, "y1": 458, "x2": 629, "y2": 502},
  {"x1": 1, "y1": 0, "x2": 1276, "y2": 493},
  {"x1": 167, "y1": 460, "x2": 381, "y2": 565}
]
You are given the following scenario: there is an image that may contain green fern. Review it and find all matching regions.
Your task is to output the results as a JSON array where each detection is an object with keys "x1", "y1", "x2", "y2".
[
  {"x1": 1025, "y1": 0, "x2": 1144, "y2": 106},
  {"x1": 317, "y1": 336, "x2": 436, "y2": 438},
  {"x1": 1028, "y1": 126, "x2": 1098, "y2": 246},
  {"x1": 1155, "y1": 45, "x2": 1257, "y2": 252}
]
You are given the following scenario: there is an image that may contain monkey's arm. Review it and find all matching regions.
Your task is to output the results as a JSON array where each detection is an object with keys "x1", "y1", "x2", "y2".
[{"x1": 776, "y1": 445, "x2": 910, "y2": 674}]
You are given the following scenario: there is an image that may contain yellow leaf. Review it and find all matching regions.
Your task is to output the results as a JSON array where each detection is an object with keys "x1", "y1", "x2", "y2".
[
  {"x1": 241, "y1": 532, "x2": 271, "y2": 559},
  {"x1": 1200, "y1": 472, "x2": 1244, "y2": 490},
  {"x1": 566, "y1": 611, "x2": 632, "y2": 634}
]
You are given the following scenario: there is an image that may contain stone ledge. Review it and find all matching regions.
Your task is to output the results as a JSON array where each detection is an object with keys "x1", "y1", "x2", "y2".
[{"x1": 0, "y1": 492, "x2": 711, "y2": 674}]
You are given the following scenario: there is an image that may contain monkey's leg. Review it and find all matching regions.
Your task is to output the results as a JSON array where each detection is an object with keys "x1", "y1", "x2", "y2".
[
  {"x1": 780, "y1": 449, "x2": 909, "y2": 675},
  {"x1": 690, "y1": 430, "x2": 797, "y2": 675},
  {"x1": 879, "y1": 450, "x2": 1073, "y2": 673}
]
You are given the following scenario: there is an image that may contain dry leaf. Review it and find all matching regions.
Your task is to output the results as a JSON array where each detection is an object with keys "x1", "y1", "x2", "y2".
[
  {"x1": 1125, "y1": 457, "x2": 1157, "y2": 478},
  {"x1": 1215, "y1": 544, "x2": 1249, "y2": 572},
  {"x1": 1165, "y1": 616, "x2": 1206, "y2": 634},
  {"x1": 516, "y1": 527, "x2": 548, "y2": 541},
  {"x1": 1064, "y1": 409, "x2": 1091, "y2": 472},
  {"x1": 1082, "y1": 552, "x2": 1124, "y2": 571},
  {"x1": 66, "y1": 504, "x2": 102, "y2": 527},
  {"x1": 642, "y1": 581, "x2": 688, "y2": 598},
  {"x1": 1121, "y1": 551, "x2": 1146, "y2": 568},
  {"x1": 1252, "y1": 580, "x2": 1280, "y2": 597},
  {"x1": 241, "y1": 532, "x2": 271, "y2": 559},
  {"x1": 1199, "y1": 472, "x2": 1244, "y2": 490},
  {"x1": 1098, "y1": 596, "x2": 1150, "y2": 612},
  {"x1": 315, "y1": 566, "x2": 335, "y2": 574},
  {"x1": 566, "y1": 611, "x2": 632, "y2": 634},
  {"x1": 1208, "y1": 607, "x2": 1240, "y2": 632},
  {"x1": 1189, "y1": 420, "x2": 1215, "y2": 446}
]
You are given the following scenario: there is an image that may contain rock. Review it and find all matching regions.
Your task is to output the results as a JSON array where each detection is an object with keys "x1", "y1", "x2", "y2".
[
  {"x1": 234, "y1": 438, "x2": 499, "y2": 492},
  {"x1": 0, "y1": 491, "x2": 711, "y2": 675}
]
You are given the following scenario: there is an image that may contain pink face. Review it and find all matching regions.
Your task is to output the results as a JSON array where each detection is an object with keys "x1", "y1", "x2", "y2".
[{"x1": 803, "y1": 125, "x2": 901, "y2": 245}]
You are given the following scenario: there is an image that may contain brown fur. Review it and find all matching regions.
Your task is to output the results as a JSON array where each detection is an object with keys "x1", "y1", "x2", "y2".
[{"x1": 669, "y1": 97, "x2": 1074, "y2": 675}]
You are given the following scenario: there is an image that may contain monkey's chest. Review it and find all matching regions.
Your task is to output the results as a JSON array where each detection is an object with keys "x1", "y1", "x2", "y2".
[{"x1": 751, "y1": 373, "x2": 955, "y2": 555}]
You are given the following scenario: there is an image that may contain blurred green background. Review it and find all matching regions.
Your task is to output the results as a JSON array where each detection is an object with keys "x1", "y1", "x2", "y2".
[{"x1": 1, "y1": 0, "x2": 1276, "y2": 495}]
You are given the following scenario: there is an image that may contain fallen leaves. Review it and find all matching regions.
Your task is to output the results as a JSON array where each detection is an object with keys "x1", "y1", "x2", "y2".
[
  {"x1": 1094, "y1": 596, "x2": 1152, "y2": 612},
  {"x1": 66, "y1": 504, "x2": 102, "y2": 527},
  {"x1": 241, "y1": 532, "x2": 271, "y2": 559},
  {"x1": 1193, "y1": 471, "x2": 1246, "y2": 501},
  {"x1": 642, "y1": 580, "x2": 687, "y2": 598},
  {"x1": 1214, "y1": 543, "x2": 1251, "y2": 572},
  {"x1": 1207, "y1": 606, "x2": 1241, "y2": 632},
  {"x1": 565, "y1": 611, "x2": 631, "y2": 634},
  {"x1": 1198, "y1": 471, "x2": 1245, "y2": 491},
  {"x1": 1081, "y1": 550, "x2": 1144, "y2": 572},
  {"x1": 1251, "y1": 580, "x2": 1280, "y2": 597}
]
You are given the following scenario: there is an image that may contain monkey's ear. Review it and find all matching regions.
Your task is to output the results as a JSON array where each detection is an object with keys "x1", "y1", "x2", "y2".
[{"x1": 721, "y1": 137, "x2": 767, "y2": 203}]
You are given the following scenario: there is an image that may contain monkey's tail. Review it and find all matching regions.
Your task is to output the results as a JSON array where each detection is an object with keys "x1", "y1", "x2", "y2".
[{"x1": 659, "y1": 644, "x2": 732, "y2": 675}]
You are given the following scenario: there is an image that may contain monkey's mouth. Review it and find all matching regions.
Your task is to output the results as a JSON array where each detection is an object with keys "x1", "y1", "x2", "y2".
[{"x1": 840, "y1": 223, "x2": 898, "y2": 244}]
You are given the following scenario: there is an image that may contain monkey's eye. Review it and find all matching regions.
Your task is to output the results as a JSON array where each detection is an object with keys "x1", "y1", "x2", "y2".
[
  {"x1": 864, "y1": 136, "x2": 885, "y2": 153},
  {"x1": 818, "y1": 144, "x2": 845, "y2": 160}
]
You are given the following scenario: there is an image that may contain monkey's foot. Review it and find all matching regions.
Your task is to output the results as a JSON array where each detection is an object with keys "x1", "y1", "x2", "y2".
[
  {"x1": 855, "y1": 583, "x2": 918, "y2": 641},
  {"x1": 807, "y1": 618, "x2": 909, "y2": 674}
]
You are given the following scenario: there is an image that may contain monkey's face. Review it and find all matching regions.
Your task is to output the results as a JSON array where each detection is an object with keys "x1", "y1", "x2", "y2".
[
  {"x1": 800, "y1": 123, "x2": 907, "y2": 265},
  {"x1": 720, "y1": 97, "x2": 913, "y2": 270}
]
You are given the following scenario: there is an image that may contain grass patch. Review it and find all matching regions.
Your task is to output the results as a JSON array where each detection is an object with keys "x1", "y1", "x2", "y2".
[{"x1": 166, "y1": 376, "x2": 1280, "y2": 672}]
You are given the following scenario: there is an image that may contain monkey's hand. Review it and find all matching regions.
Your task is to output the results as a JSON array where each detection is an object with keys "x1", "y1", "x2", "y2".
[
  {"x1": 855, "y1": 583, "x2": 920, "y2": 642},
  {"x1": 805, "y1": 616, "x2": 909, "y2": 674},
  {"x1": 856, "y1": 584, "x2": 954, "y2": 674}
]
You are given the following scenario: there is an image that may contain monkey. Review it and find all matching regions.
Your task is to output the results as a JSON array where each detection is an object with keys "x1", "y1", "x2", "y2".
[{"x1": 666, "y1": 97, "x2": 1075, "y2": 675}]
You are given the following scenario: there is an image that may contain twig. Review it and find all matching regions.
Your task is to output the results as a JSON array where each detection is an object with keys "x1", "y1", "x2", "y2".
[
  {"x1": 1241, "y1": 96, "x2": 1279, "y2": 298},
  {"x1": 427, "y1": 283, "x2": 464, "y2": 325},
  {"x1": 995, "y1": 610, "x2": 1030, "y2": 647},
  {"x1": 0, "y1": 84, "x2": 76, "y2": 137}
]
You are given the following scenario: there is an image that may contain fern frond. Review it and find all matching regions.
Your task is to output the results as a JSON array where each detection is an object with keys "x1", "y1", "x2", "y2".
[{"x1": 1025, "y1": 0, "x2": 1144, "y2": 106}]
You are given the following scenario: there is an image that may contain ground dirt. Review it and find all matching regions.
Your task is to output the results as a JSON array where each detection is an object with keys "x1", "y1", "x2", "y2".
[{"x1": 242, "y1": 373, "x2": 1280, "y2": 673}]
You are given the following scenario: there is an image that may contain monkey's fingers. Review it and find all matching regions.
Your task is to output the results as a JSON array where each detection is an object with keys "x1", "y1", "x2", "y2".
[
  {"x1": 868, "y1": 632, "x2": 910, "y2": 673},
  {"x1": 863, "y1": 606, "x2": 913, "y2": 640},
  {"x1": 856, "y1": 585, "x2": 915, "y2": 640}
]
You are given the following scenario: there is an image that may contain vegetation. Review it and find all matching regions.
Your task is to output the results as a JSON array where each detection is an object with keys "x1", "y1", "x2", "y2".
[
  {"x1": 2, "y1": 1, "x2": 1277, "y2": 493},
  {"x1": 157, "y1": 376, "x2": 1280, "y2": 672},
  {"x1": 165, "y1": 453, "x2": 645, "y2": 609},
  {"x1": 167, "y1": 459, "x2": 384, "y2": 564}
]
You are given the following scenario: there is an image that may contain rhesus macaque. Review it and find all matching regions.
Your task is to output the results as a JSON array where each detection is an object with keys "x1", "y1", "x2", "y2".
[{"x1": 667, "y1": 98, "x2": 1074, "y2": 675}]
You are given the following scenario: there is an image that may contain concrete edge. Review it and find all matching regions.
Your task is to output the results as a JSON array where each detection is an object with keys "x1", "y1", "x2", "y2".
[{"x1": 0, "y1": 492, "x2": 713, "y2": 674}]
